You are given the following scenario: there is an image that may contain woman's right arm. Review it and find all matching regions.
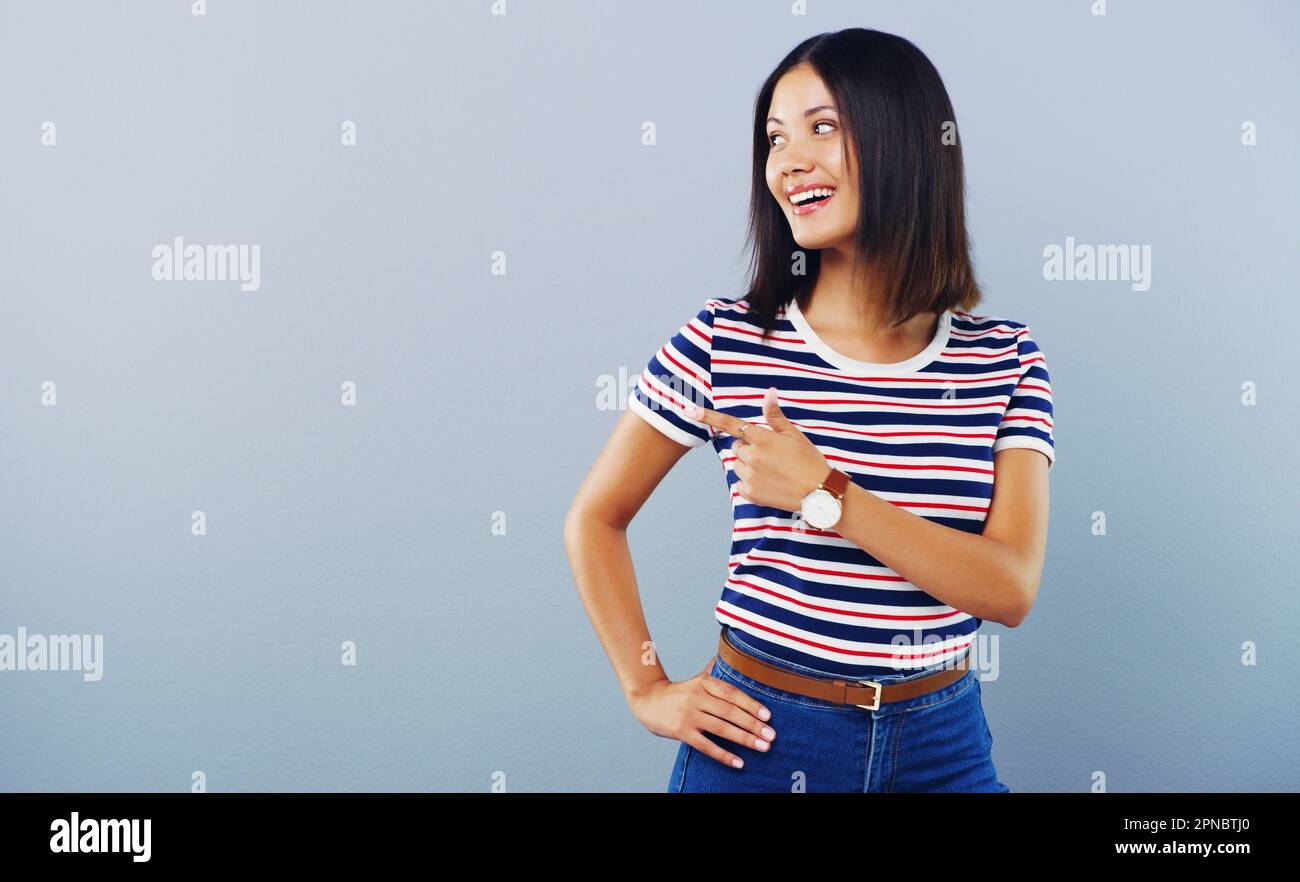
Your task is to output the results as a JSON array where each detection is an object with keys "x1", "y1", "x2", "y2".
[{"x1": 562, "y1": 408, "x2": 775, "y2": 769}]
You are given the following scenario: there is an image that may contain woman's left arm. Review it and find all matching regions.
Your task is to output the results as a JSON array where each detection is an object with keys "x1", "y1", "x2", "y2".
[
  {"x1": 683, "y1": 388, "x2": 1050, "y2": 628},
  {"x1": 832, "y1": 446, "x2": 1049, "y2": 627}
]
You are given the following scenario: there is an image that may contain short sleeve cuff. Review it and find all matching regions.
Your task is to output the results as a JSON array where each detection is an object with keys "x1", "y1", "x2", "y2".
[
  {"x1": 992, "y1": 435, "x2": 1055, "y2": 469},
  {"x1": 628, "y1": 387, "x2": 710, "y2": 448}
]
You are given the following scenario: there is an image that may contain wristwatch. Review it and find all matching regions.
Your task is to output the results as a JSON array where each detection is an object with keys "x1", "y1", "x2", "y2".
[{"x1": 800, "y1": 467, "x2": 851, "y2": 530}]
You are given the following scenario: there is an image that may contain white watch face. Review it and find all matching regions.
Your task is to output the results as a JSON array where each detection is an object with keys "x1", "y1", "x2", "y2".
[{"x1": 801, "y1": 489, "x2": 841, "y2": 529}]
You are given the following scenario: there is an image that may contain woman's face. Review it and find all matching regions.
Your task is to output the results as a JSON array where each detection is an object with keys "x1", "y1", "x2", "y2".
[{"x1": 764, "y1": 64, "x2": 857, "y2": 252}]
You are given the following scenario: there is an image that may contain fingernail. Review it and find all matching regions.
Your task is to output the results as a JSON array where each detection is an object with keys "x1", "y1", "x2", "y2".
[
  {"x1": 683, "y1": 402, "x2": 701, "y2": 419},
  {"x1": 755, "y1": 739, "x2": 769, "y2": 751},
  {"x1": 758, "y1": 707, "x2": 771, "y2": 721},
  {"x1": 732, "y1": 757, "x2": 744, "y2": 769},
  {"x1": 762, "y1": 726, "x2": 775, "y2": 740}
]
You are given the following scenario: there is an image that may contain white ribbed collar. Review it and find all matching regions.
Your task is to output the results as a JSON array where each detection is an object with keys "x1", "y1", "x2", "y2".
[{"x1": 784, "y1": 298, "x2": 951, "y2": 374}]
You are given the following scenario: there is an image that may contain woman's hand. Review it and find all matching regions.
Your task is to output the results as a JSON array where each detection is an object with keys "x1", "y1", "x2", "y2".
[
  {"x1": 628, "y1": 659, "x2": 776, "y2": 769},
  {"x1": 684, "y1": 386, "x2": 830, "y2": 512}
]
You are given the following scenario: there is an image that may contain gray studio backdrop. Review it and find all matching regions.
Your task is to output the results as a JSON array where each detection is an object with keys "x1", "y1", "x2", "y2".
[{"x1": 2, "y1": 0, "x2": 1297, "y2": 792}]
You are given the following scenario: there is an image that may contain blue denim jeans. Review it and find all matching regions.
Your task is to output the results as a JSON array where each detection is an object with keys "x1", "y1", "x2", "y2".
[{"x1": 667, "y1": 627, "x2": 1010, "y2": 793}]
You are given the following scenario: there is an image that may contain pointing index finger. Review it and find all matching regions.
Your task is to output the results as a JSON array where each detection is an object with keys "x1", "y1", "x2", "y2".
[{"x1": 684, "y1": 402, "x2": 756, "y2": 439}]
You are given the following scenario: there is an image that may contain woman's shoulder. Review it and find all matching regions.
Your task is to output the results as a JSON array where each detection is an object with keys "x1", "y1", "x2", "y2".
[
  {"x1": 950, "y1": 308, "x2": 1053, "y2": 375},
  {"x1": 950, "y1": 307, "x2": 1041, "y2": 349},
  {"x1": 693, "y1": 296, "x2": 761, "y2": 331},
  {"x1": 706, "y1": 296, "x2": 790, "y2": 328},
  {"x1": 704, "y1": 295, "x2": 751, "y2": 314},
  {"x1": 950, "y1": 306, "x2": 1030, "y2": 333}
]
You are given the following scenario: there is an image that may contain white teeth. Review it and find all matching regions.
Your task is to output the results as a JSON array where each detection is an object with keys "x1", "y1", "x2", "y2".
[{"x1": 790, "y1": 187, "x2": 835, "y2": 205}]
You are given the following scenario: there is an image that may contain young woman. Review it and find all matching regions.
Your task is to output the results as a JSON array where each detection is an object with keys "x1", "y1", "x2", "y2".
[{"x1": 564, "y1": 28, "x2": 1054, "y2": 793}]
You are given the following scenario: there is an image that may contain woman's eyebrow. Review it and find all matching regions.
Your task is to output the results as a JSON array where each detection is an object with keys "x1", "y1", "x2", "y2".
[{"x1": 767, "y1": 105, "x2": 837, "y2": 125}]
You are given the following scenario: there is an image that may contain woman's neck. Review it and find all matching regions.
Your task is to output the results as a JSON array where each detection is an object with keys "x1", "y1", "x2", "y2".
[{"x1": 803, "y1": 252, "x2": 939, "y2": 348}]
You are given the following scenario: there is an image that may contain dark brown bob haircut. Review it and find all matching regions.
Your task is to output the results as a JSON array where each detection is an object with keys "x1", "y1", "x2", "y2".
[{"x1": 742, "y1": 28, "x2": 982, "y2": 338}]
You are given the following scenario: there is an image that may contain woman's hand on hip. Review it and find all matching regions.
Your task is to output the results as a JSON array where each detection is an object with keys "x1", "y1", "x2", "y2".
[{"x1": 628, "y1": 658, "x2": 776, "y2": 769}]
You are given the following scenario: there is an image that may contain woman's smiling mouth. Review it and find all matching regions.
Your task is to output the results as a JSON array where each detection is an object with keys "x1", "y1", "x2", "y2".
[{"x1": 787, "y1": 184, "x2": 836, "y2": 216}]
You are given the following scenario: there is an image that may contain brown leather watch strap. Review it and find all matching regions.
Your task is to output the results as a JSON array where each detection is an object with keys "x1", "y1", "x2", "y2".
[
  {"x1": 820, "y1": 467, "x2": 850, "y2": 499},
  {"x1": 715, "y1": 628, "x2": 971, "y2": 709}
]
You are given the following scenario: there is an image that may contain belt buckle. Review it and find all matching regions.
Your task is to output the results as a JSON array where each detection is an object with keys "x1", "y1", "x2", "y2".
[{"x1": 854, "y1": 679, "x2": 882, "y2": 711}]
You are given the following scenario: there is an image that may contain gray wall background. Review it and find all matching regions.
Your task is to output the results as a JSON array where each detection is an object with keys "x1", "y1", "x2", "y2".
[{"x1": 1, "y1": 0, "x2": 1297, "y2": 792}]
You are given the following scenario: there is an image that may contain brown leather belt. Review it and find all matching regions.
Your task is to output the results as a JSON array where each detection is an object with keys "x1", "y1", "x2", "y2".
[{"x1": 716, "y1": 627, "x2": 972, "y2": 711}]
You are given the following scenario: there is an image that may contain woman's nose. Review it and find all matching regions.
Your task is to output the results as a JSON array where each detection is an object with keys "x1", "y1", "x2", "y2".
[{"x1": 779, "y1": 142, "x2": 813, "y2": 176}]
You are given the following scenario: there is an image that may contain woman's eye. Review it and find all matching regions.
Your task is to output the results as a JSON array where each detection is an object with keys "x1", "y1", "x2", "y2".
[{"x1": 769, "y1": 123, "x2": 833, "y2": 146}]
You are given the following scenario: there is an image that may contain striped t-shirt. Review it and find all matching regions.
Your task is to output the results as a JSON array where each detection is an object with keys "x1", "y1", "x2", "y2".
[{"x1": 628, "y1": 296, "x2": 1055, "y2": 678}]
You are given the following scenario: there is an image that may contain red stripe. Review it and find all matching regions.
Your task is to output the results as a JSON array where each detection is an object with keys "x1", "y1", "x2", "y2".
[
  {"x1": 737, "y1": 554, "x2": 907, "y2": 583},
  {"x1": 824, "y1": 452, "x2": 994, "y2": 479},
  {"x1": 639, "y1": 372, "x2": 705, "y2": 414},
  {"x1": 789, "y1": 424, "x2": 997, "y2": 441},
  {"x1": 683, "y1": 321, "x2": 713, "y2": 349},
  {"x1": 714, "y1": 322, "x2": 801, "y2": 345},
  {"x1": 714, "y1": 609, "x2": 974, "y2": 661},
  {"x1": 729, "y1": 522, "x2": 846, "y2": 538},
  {"x1": 723, "y1": 576, "x2": 962, "y2": 621},
  {"x1": 999, "y1": 414, "x2": 1053, "y2": 428},
  {"x1": 738, "y1": 329, "x2": 1016, "y2": 362},
  {"x1": 712, "y1": 356, "x2": 1022, "y2": 386},
  {"x1": 937, "y1": 348, "x2": 1018, "y2": 360},
  {"x1": 656, "y1": 349, "x2": 712, "y2": 392},
  {"x1": 947, "y1": 327, "x2": 1025, "y2": 341},
  {"x1": 726, "y1": 486, "x2": 991, "y2": 513},
  {"x1": 723, "y1": 448, "x2": 994, "y2": 480},
  {"x1": 712, "y1": 420, "x2": 1000, "y2": 444},
  {"x1": 715, "y1": 390, "x2": 1017, "y2": 409}
]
